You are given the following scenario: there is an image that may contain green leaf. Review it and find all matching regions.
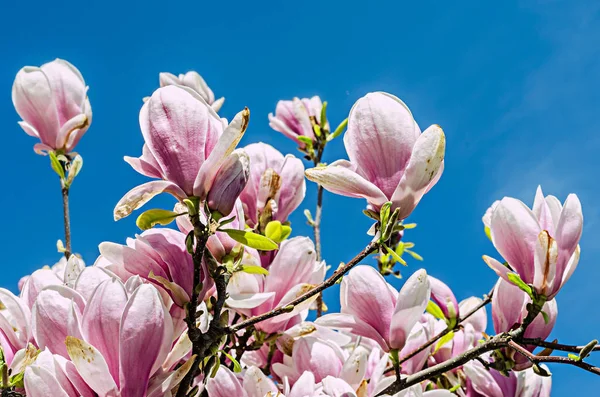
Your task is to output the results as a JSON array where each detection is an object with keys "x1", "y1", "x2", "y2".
[
  {"x1": 136, "y1": 209, "x2": 181, "y2": 230},
  {"x1": 540, "y1": 310, "x2": 549, "y2": 324},
  {"x1": 379, "y1": 202, "x2": 392, "y2": 228},
  {"x1": 568, "y1": 353, "x2": 580, "y2": 361},
  {"x1": 506, "y1": 273, "x2": 534, "y2": 299},
  {"x1": 320, "y1": 101, "x2": 328, "y2": 132},
  {"x1": 241, "y1": 265, "x2": 269, "y2": 276},
  {"x1": 395, "y1": 242, "x2": 405, "y2": 257},
  {"x1": 9, "y1": 371, "x2": 24, "y2": 388},
  {"x1": 402, "y1": 223, "x2": 417, "y2": 229},
  {"x1": 221, "y1": 229, "x2": 278, "y2": 251},
  {"x1": 219, "y1": 216, "x2": 236, "y2": 227},
  {"x1": 183, "y1": 198, "x2": 198, "y2": 216},
  {"x1": 220, "y1": 351, "x2": 242, "y2": 373},
  {"x1": 209, "y1": 357, "x2": 221, "y2": 378},
  {"x1": 49, "y1": 151, "x2": 65, "y2": 179},
  {"x1": 384, "y1": 244, "x2": 407, "y2": 266},
  {"x1": 297, "y1": 136, "x2": 314, "y2": 146},
  {"x1": 327, "y1": 118, "x2": 348, "y2": 141},
  {"x1": 426, "y1": 301, "x2": 446, "y2": 320},
  {"x1": 265, "y1": 220, "x2": 292, "y2": 243},
  {"x1": 433, "y1": 331, "x2": 455, "y2": 354},
  {"x1": 405, "y1": 249, "x2": 423, "y2": 261}
]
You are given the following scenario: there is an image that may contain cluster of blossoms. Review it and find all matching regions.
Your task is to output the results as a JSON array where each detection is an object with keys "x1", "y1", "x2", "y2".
[{"x1": 3, "y1": 57, "x2": 590, "y2": 397}]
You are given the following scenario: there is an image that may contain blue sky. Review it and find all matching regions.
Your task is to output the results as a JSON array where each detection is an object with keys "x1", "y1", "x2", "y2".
[{"x1": 1, "y1": 0, "x2": 599, "y2": 394}]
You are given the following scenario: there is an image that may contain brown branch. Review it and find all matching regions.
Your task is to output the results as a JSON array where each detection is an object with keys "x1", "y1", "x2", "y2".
[
  {"x1": 312, "y1": 141, "x2": 325, "y2": 318},
  {"x1": 227, "y1": 240, "x2": 378, "y2": 333},
  {"x1": 61, "y1": 186, "x2": 72, "y2": 259},
  {"x1": 520, "y1": 338, "x2": 600, "y2": 354},
  {"x1": 508, "y1": 340, "x2": 600, "y2": 376}
]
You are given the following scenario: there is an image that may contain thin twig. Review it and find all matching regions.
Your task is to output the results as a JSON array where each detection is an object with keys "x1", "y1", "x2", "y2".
[
  {"x1": 508, "y1": 340, "x2": 600, "y2": 376},
  {"x1": 520, "y1": 338, "x2": 600, "y2": 353},
  {"x1": 61, "y1": 186, "x2": 72, "y2": 259},
  {"x1": 228, "y1": 240, "x2": 378, "y2": 333},
  {"x1": 313, "y1": 145, "x2": 325, "y2": 317}
]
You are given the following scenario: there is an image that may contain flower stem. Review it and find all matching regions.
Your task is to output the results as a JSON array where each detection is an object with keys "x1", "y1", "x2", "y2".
[{"x1": 61, "y1": 185, "x2": 72, "y2": 259}]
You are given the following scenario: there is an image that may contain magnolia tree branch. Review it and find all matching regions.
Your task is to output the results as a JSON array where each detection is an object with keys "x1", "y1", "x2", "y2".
[
  {"x1": 519, "y1": 338, "x2": 600, "y2": 353},
  {"x1": 313, "y1": 145, "x2": 325, "y2": 317},
  {"x1": 227, "y1": 240, "x2": 379, "y2": 333},
  {"x1": 61, "y1": 185, "x2": 72, "y2": 259},
  {"x1": 508, "y1": 340, "x2": 600, "y2": 376}
]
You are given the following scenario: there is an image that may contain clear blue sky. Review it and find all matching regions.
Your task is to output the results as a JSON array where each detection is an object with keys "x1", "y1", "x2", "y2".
[{"x1": 2, "y1": 0, "x2": 599, "y2": 394}]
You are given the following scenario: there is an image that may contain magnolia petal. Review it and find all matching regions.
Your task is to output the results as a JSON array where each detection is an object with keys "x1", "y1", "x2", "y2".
[
  {"x1": 389, "y1": 269, "x2": 430, "y2": 350},
  {"x1": 24, "y1": 366, "x2": 71, "y2": 397},
  {"x1": 66, "y1": 336, "x2": 119, "y2": 396},
  {"x1": 194, "y1": 107, "x2": 250, "y2": 198},
  {"x1": 316, "y1": 313, "x2": 389, "y2": 352},
  {"x1": 113, "y1": 180, "x2": 187, "y2": 221},
  {"x1": 305, "y1": 160, "x2": 388, "y2": 209}
]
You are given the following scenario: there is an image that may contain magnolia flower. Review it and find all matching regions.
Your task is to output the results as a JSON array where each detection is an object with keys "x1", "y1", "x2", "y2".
[
  {"x1": 272, "y1": 335, "x2": 368, "y2": 385},
  {"x1": 206, "y1": 366, "x2": 278, "y2": 397},
  {"x1": 464, "y1": 360, "x2": 551, "y2": 397},
  {"x1": 64, "y1": 281, "x2": 174, "y2": 397},
  {"x1": 12, "y1": 59, "x2": 92, "y2": 154},
  {"x1": 99, "y1": 228, "x2": 212, "y2": 307},
  {"x1": 428, "y1": 276, "x2": 459, "y2": 321},
  {"x1": 483, "y1": 186, "x2": 583, "y2": 300},
  {"x1": 305, "y1": 92, "x2": 445, "y2": 218},
  {"x1": 227, "y1": 237, "x2": 325, "y2": 334},
  {"x1": 24, "y1": 349, "x2": 94, "y2": 397},
  {"x1": 268, "y1": 96, "x2": 327, "y2": 148},
  {"x1": 0, "y1": 289, "x2": 32, "y2": 366},
  {"x1": 159, "y1": 71, "x2": 224, "y2": 112},
  {"x1": 317, "y1": 266, "x2": 430, "y2": 352},
  {"x1": 115, "y1": 85, "x2": 250, "y2": 220},
  {"x1": 239, "y1": 142, "x2": 306, "y2": 228},
  {"x1": 492, "y1": 279, "x2": 557, "y2": 370}
]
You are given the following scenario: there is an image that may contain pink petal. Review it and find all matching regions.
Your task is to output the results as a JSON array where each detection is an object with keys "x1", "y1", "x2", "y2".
[
  {"x1": 24, "y1": 366, "x2": 71, "y2": 397},
  {"x1": 124, "y1": 144, "x2": 164, "y2": 179},
  {"x1": 345, "y1": 92, "x2": 419, "y2": 198},
  {"x1": 82, "y1": 279, "x2": 128, "y2": 385},
  {"x1": 292, "y1": 337, "x2": 344, "y2": 383},
  {"x1": 206, "y1": 366, "x2": 247, "y2": 397},
  {"x1": 119, "y1": 284, "x2": 170, "y2": 397},
  {"x1": 492, "y1": 279, "x2": 526, "y2": 334},
  {"x1": 305, "y1": 160, "x2": 388, "y2": 210},
  {"x1": 113, "y1": 180, "x2": 187, "y2": 221},
  {"x1": 243, "y1": 366, "x2": 278, "y2": 397},
  {"x1": 490, "y1": 197, "x2": 541, "y2": 283},
  {"x1": 66, "y1": 336, "x2": 119, "y2": 396},
  {"x1": 554, "y1": 194, "x2": 583, "y2": 287},
  {"x1": 532, "y1": 186, "x2": 555, "y2": 234},
  {"x1": 391, "y1": 125, "x2": 446, "y2": 220},
  {"x1": 207, "y1": 149, "x2": 250, "y2": 216},
  {"x1": 389, "y1": 269, "x2": 430, "y2": 350},
  {"x1": 316, "y1": 313, "x2": 389, "y2": 352}
]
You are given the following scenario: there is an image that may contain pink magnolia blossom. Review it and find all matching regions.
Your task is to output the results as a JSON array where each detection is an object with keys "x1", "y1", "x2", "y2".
[
  {"x1": 159, "y1": 71, "x2": 224, "y2": 112},
  {"x1": 305, "y1": 92, "x2": 445, "y2": 218},
  {"x1": 239, "y1": 142, "x2": 306, "y2": 228},
  {"x1": 464, "y1": 360, "x2": 551, "y2": 397},
  {"x1": 206, "y1": 366, "x2": 278, "y2": 397},
  {"x1": 64, "y1": 281, "x2": 174, "y2": 397},
  {"x1": 227, "y1": 237, "x2": 325, "y2": 334},
  {"x1": 12, "y1": 59, "x2": 92, "y2": 154},
  {"x1": 428, "y1": 276, "x2": 459, "y2": 321},
  {"x1": 114, "y1": 85, "x2": 250, "y2": 220},
  {"x1": 268, "y1": 96, "x2": 327, "y2": 148},
  {"x1": 0, "y1": 289, "x2": 32, "y2": 366},
  {"x1": 317, "y1": 266, "x2": 431, "y2": 352},
  {"x1": 24, "y1": 349, "x2": 93, "y2": 397},
  {"x1": 483, "y1": 186, "x2": 583, "y2": 300},
  {"x1": 492, "y1": 279, "x2": 557, "y2": 370},
  {"x1": 99, "y1": 228, "x2": 212, "y2": 307}
]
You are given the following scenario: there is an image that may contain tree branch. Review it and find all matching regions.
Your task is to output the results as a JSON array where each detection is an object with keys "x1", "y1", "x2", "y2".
[
  {"x1": 227, "y1": 240, "x2": 378, "y2": 333},
  {"x1": 61, "y1": 185, "x2": 72, "y2": 259},
  {"x1": 312, "y1": 142, "x2": 325, "y2": 317},
  {"x1": 519, "y1": 338, "x2": 600, "y2": 354},
  {"x1": 508, "y1": 340, "x2": 600, "y2": 376}
]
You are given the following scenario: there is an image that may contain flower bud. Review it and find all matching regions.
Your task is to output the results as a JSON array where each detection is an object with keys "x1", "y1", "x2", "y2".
[{"x1": 207, "y1": 149, "x2": 250, "y2": 217}]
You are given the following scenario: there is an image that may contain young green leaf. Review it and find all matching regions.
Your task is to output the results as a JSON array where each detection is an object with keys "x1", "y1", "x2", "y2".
[
  {"x1": 220, "y1": 351, "x2": 242, "y2": 373},
  {"x1": 136, "y1": 209, "x2": 181, "y2": 231},
  {"x1": 506, "y1": 273, "x2": 534, "y2": 299},
  {"x1": 327, "y1": 118, "x2": 348, "y2": 141},
  {"x1": 221, "y1": 229, "x2": 278, "y2": 251},
  {"x1": 320, "y1": 101, "x2": 328, "y2": 132},
  {"x1": 49, "y1": 151, "x2": 65, "y2": 179},
  {"x1": 433, "y1": 331, "x2": 455, "y2": 354},
  {"x1": 241, "y1": 265, "x2": 270, "y2": 276},
  {"x1": 426, "y1": 301, "x2": 446, "y2": 320},
  {"x1": 297, "y1": 136, "x2": 314, "y2": 146},
  {"x1": 384, "y1": 244, "x2": 407, "y2": 266}
]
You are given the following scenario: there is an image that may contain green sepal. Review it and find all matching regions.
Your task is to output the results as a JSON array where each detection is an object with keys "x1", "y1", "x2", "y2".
[
  {"x1": 506, "y1": 273, "x2": 534, "y2": 299},
  {"x1": 426, "y1": 301, "x2": 446, "y2": 320},
  {"x1": 433, "y1": 331, "x2": 455, "y2": 354},
  {"x1": 220, "y1": 350, "x2": 242, "y2": 373},
  {"x1": 320, "y1": 101, "x2": 328, "y2": 133}
]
